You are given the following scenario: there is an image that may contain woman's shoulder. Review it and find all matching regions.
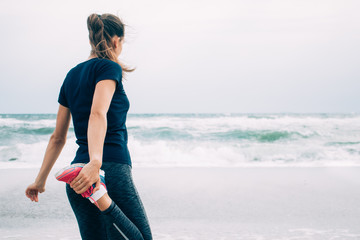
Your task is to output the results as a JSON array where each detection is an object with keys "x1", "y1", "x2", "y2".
[
  {"x1": 66, "y1": 58, "x2": 97, "y2": 74},
  {"x1": 93, "y1": 58, "x2": 123, "y2": 80},
  {"x1": 95, "y1": 58, "x2": 122, "y2": 71},
  {"x1": 72, "y1": 58, "x2": 121, "y2": 69},
  {"x1": 65, "y1": 58, "x2": 122, "y2": 81}
]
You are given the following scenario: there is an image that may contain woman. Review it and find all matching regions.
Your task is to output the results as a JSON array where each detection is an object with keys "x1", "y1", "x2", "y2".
[{"x1": 25, "y1": 13, "x2": 152, "y2": 240}]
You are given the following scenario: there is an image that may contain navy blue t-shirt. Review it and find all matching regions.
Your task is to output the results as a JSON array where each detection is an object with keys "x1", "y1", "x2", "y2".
[{"x1": 58, "y1": 58, "x2": 131, "y2": 166}]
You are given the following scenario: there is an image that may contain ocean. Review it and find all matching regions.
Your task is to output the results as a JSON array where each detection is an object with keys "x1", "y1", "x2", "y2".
[
  {"x1": 2, "y1": 113, "x2": 360, "y2": 240},
  {"x1": 1, "y1": 113, "x2": 359, "y2": 169}
]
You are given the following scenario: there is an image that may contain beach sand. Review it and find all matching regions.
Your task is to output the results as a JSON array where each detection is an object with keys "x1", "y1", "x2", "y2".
[{"x1": 1, "y1": 167, "x2": 360, "y2": 239}]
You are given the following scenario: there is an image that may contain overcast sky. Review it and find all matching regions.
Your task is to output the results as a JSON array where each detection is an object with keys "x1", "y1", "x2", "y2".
[{"x1": 0, "y1": 0, "x2": 359, "y2": 114}]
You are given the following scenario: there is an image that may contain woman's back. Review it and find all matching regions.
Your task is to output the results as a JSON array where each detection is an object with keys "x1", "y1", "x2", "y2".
[{"x1": 58, "y1": 58, "x2": 131, "y2": 165}]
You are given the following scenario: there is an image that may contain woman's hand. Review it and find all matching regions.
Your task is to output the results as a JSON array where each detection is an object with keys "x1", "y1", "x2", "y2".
[
  {"x1": 70, "y1": 161, "x2": 101, "y2": 194},
  {"x1": 25, "y1": 182, "x2": 45, "y2": 202},
  {"x1": 25, "y1": 105, "x2": 70, "y2": 203}
]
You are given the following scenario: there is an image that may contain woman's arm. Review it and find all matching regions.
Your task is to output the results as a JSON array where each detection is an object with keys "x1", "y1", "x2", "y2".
[
  {"x1": 25, "y1": 104, "x2": 71, "y2": 202},
  {"x1": 70, "y1": 79, "x2": 116, "y2": 194}
]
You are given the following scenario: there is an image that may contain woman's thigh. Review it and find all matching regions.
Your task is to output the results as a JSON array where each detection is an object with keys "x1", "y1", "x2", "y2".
[
  {"x1": 66, "y1": 184, "x2": 107, "y2": 240},
  {"x1": 102, "y1": 162, "x2": 152, "y2": 240}
]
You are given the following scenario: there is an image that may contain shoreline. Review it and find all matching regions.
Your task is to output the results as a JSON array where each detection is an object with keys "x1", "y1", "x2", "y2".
[{"x1": 1, "y1": 167, "x2": 360, "y2": 239}]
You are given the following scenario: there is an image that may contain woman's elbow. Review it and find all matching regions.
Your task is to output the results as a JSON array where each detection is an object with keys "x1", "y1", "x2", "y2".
[
  {"x1": 89, "y1": 111, "x2": 107, "y2": 120},
  {"x1": 50, "y1": 134, "x2": 66, "y2": 145}
]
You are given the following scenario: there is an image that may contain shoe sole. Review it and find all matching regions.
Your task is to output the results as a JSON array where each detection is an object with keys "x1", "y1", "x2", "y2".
[
  {"x1": 55, "y1": 163, "x2": 86, "y2": 180},
  {"x1": 55, "y1": 163, "x2": 105, "y2": 179}
]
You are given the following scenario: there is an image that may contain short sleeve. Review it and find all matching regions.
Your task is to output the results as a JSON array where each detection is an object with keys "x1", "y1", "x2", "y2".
[
  {"x1": 95, "y1": 60, "x2": 122, "y2": 87},
  {"x1": 58, "y1": 83, "x2": 69, "y2": 108}
]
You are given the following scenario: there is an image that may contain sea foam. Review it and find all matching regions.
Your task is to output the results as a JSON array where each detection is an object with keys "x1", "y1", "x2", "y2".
[{"x1": 0, "y1": 113, "x2": 359, "y2": 168}]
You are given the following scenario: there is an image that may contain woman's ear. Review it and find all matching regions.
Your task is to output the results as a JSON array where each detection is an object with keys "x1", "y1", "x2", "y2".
[
  {"x1": 113, "y1": 39, "x2": 118, "y2": 48},
  {"x1": 112, "y1": 36, "x2": 120, "y2": 48}
]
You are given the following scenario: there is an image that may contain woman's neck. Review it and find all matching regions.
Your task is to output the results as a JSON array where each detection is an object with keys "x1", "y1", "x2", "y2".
[{"x1": 88, "y1": 54, "x2": 97, "y2": 60}]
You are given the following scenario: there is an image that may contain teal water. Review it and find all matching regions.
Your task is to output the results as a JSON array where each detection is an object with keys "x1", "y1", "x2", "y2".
[{"x1": 0, "y1": 113, "x2": 360, "y2": 168}]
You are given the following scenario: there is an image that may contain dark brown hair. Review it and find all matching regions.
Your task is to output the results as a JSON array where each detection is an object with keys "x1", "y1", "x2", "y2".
[{"x1": 87, "y1": 13, "x2": 134, "y2": 73}]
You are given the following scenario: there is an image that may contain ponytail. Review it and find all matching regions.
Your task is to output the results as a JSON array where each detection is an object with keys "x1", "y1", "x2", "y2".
[{"x1": 87, "y1": 13, "x2": 134, "y2": 74}]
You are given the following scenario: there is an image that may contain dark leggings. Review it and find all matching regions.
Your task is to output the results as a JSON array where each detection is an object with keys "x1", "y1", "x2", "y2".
[{"x1": 66, "y1": 162, "x2": 152, "y2": 240}]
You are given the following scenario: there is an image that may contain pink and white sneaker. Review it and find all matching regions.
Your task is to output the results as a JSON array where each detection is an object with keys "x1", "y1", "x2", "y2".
[
  {"x1": 55, "y1": 163, "x2": 86, "y2": 184},
  {"x1": 55, "y1": 163, "x2": 107, "y2": 207}
]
